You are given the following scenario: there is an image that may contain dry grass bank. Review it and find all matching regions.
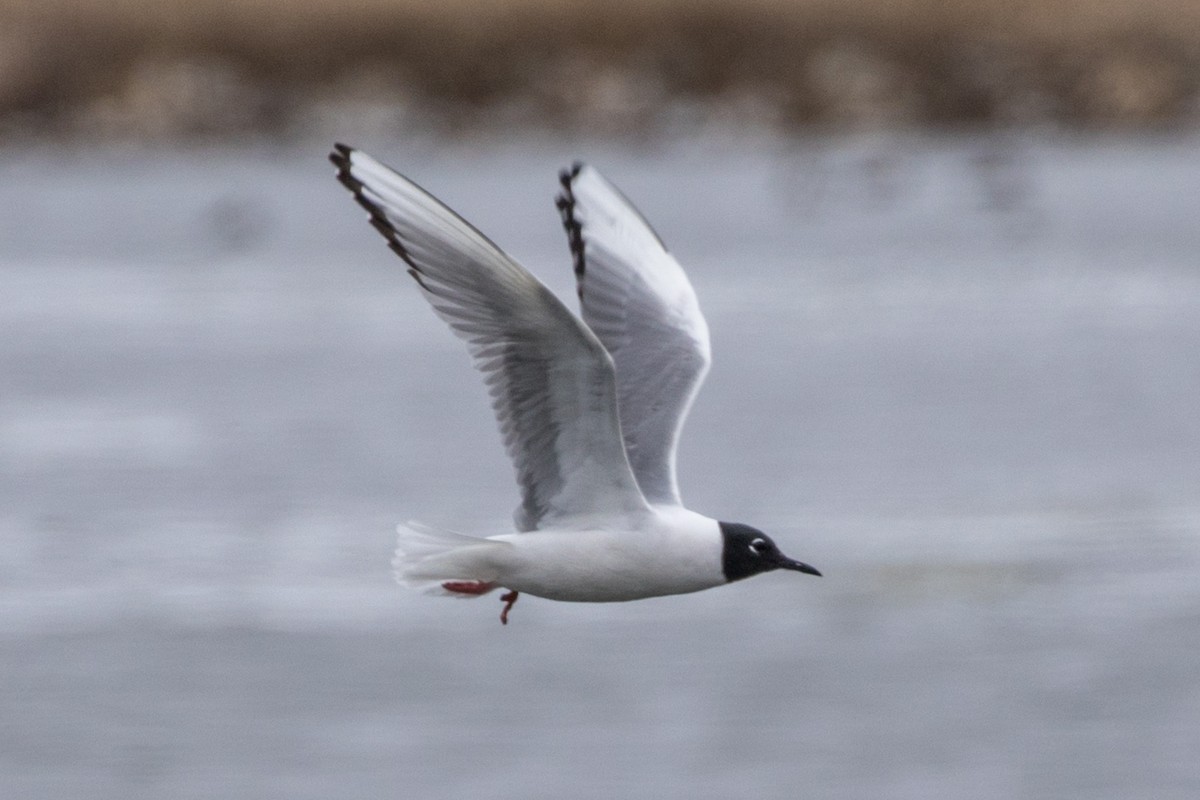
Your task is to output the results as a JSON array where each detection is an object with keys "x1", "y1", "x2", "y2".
[{"x1": 2, "y1": 0, "x2": 1198, "y2": 139}]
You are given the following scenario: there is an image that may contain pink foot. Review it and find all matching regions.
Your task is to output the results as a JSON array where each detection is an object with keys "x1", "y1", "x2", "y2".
[
  {"x1": 441, "y1": 580, "x2": 496, "y2": 596},
  {"x1": 499, "y1": 590, "x2": 519, "y2": 625}
]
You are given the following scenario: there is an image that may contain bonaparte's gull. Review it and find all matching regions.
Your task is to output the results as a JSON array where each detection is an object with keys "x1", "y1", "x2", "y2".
[{"x1": 331, "y1": 145, "x2": 820, "y2": 624}]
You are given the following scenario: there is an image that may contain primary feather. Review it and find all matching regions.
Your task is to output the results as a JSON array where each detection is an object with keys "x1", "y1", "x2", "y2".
[
  {"x1": 331, "y1": 145, "x2": 649, "y2": 531},
  {"x1": 557, "y1": 164, "x2": 712, "y2": 506}
]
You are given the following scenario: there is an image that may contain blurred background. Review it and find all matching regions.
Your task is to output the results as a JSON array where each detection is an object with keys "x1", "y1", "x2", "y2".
[
  {"x1": 2, "y1": 1, "x2": 1199, "y2": 798},
  {"x1": 2, "y1": 0, "x2": 1200, "y2": 138}
]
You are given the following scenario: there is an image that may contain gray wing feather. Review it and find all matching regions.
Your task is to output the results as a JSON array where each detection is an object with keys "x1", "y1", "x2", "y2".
[
  {"x1": 556, "y1": 164, "x2": 712, "y2": 506},
  {"x1": 332, "y1": 145, "x2": 648, "y2": 530}
]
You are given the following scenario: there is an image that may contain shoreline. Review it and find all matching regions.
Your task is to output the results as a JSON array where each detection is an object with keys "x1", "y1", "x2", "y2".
[{"x1": 3, "y1": 0, "x2": 1199, "y2": 141}]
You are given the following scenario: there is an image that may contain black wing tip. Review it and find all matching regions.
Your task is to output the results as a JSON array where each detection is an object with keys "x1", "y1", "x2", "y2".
[
  {"x1": 329, "y1": 142, "x2": 354, "y2": 173},
  {"x1": 330, "y1": 143, "x2": 362, "y2": 195},
  {"x1": 555, "y1": 161, "x2": 587, "y2": 293},
  {"x1": 559, "y1": 161, "x2": 585, "y2": 186},
  {"x1": 328, "y1": 142, "x2": 425, "y2": 280}
]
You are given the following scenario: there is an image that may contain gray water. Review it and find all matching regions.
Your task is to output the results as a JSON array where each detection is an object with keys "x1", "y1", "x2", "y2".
[{"x1": 2, "y1": 132, "x2": 1199, "y2": 799}]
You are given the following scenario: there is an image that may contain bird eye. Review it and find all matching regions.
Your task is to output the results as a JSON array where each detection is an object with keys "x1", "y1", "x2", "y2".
[{"x1": 749, "y1": 538, "x2": 768, "y2": 554}]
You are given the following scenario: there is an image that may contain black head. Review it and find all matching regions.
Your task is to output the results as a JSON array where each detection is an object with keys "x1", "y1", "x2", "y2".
[{"x1": 720, "y1": 521, "x2": 822, "y2": 583}]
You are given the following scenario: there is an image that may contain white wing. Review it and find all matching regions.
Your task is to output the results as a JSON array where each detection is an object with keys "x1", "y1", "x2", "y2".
[
  {"x1": 331, "y1": 145, "x2": 649, "y2": 531},
  {"x1": 556, "y1": 164, "x2": 711, "y2": 507}
]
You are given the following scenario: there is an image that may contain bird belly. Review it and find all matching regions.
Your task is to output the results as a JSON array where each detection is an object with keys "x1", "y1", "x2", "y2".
[{"x1": 487, "y1": 528, "x2": 724, "y2": 603}]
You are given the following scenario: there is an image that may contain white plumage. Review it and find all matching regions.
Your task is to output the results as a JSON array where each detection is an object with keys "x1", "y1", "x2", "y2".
[{"x1": 331, "y1": 145, "x2": 819, "y2": 624}]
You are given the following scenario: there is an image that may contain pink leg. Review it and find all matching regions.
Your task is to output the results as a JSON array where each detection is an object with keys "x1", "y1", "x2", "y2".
[{"x1": 499, "y1": 590, "x2": 519, "y2": 625}]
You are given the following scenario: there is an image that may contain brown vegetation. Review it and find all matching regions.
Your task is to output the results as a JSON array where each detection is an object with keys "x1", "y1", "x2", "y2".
[{"x1": 2, "y1": 0, "x2": 1198, "y2": 139}]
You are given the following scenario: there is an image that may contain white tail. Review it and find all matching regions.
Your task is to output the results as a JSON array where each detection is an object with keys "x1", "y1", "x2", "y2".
[{"x1": 392, "y1": 521, "x2": 511, "y2": 597}]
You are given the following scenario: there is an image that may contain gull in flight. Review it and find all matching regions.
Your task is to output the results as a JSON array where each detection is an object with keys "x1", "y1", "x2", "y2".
[{"x1": 330, "y1": 145, "x2": 820, "y2": 624}]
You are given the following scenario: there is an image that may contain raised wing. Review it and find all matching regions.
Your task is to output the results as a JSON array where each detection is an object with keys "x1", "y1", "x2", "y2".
[
  {"x1": 331, "y1": 145, "x2": 648, "y2": 531},
  {"x1": 556, "y1": 164, "x2": 711, "y2": 507}
]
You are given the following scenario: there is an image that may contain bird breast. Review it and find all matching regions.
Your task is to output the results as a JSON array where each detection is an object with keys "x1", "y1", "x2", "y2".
[{"x1": 488, "y1": 513, "x2": 725, "y2": 602}]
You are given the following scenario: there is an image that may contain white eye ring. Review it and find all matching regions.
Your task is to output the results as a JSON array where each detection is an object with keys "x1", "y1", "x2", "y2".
[{"x1": 749, "y1": 538, "x2": 768, "y2": 554}]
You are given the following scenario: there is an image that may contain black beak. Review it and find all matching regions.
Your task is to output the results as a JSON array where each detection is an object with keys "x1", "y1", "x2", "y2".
[{"x1": 776, "y1": 556, "x2": 822, "y2": 577}]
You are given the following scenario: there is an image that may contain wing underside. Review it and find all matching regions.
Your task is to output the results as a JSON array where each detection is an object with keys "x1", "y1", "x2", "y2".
[
  {"x1": 557, "y1": 164, "x2": 712, "y2": 507},
  {"x1": 332, "y1": 145, "x2": 648, "y2": 530}
]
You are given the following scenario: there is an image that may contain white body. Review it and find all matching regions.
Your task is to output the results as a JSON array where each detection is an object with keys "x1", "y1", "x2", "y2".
[{"x1": 396, "y1": 507, "x2": 725, "y2": 602}]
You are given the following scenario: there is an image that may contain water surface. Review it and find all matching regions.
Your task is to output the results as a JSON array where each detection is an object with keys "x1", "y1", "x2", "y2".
[{"x1": 2, "y1": 133, "x2": 1199, "y2": 799}]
